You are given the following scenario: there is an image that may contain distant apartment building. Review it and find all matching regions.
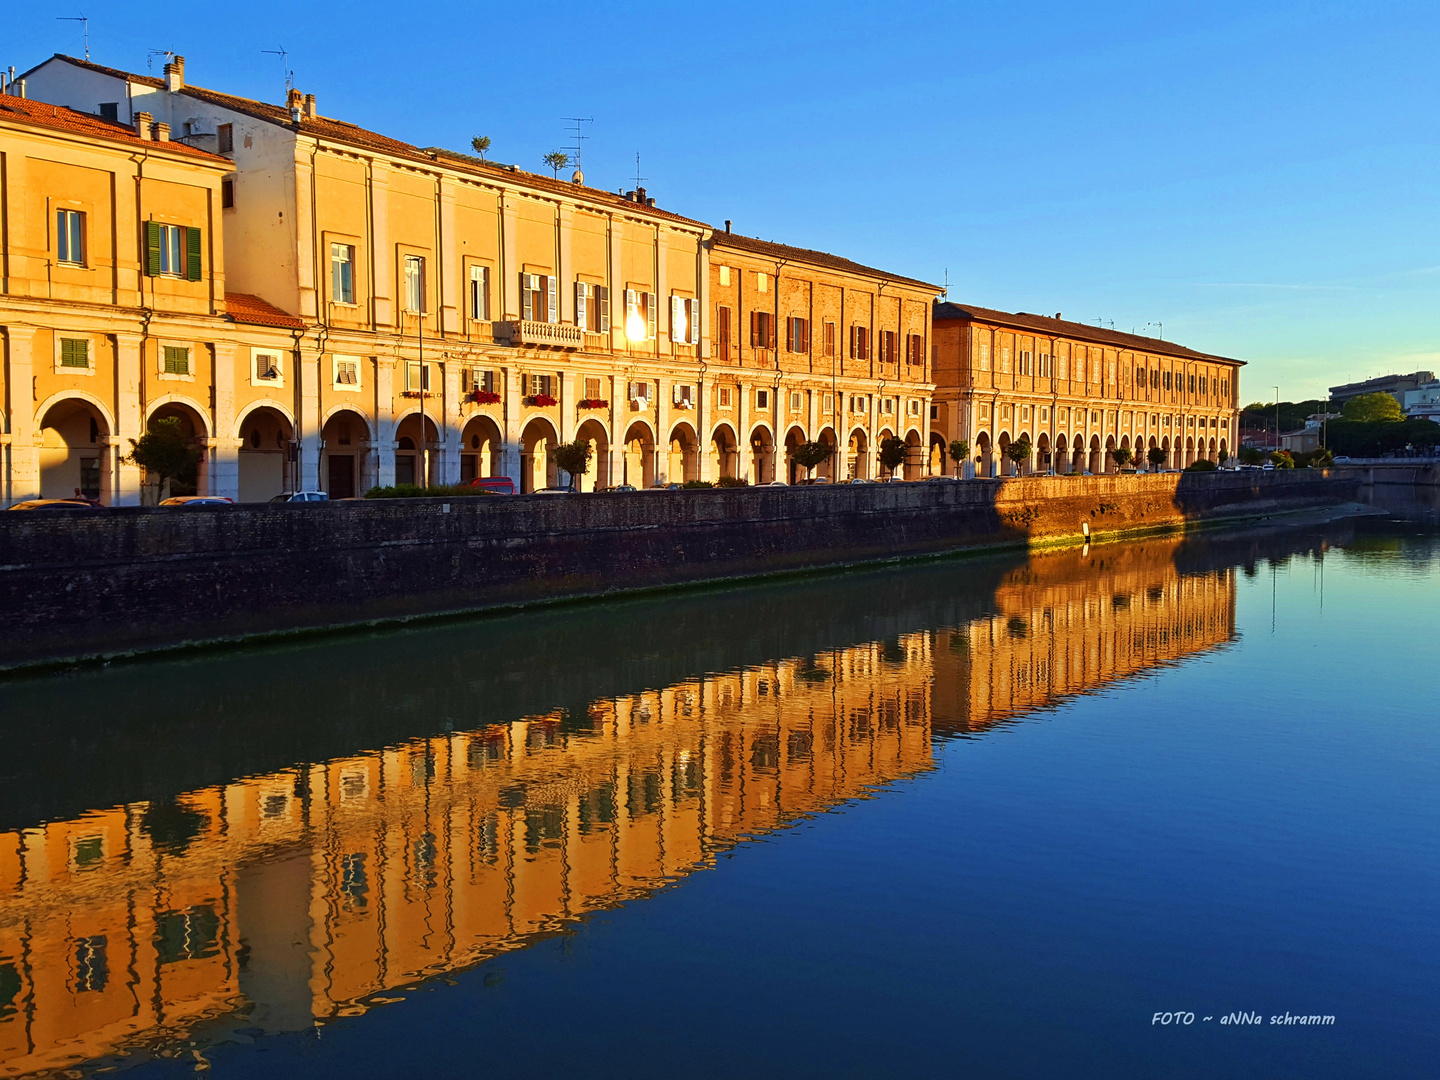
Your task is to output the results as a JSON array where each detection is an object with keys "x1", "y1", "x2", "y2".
[
  {"x1": 1402, "y1": 381, "x2": 1440, "y2": 424},
  {"x1": 931, "y1": 304, "x2": 1243, "y2": 475},
  {"x1": 1328, "y1": 370, "x2": 1435, "y2": 409},
  {"x1": 1, "y1": 54, "x2": 937, "y2": 505}
]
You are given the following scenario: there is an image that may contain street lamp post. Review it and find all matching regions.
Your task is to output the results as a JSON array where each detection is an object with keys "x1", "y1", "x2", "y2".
[{"x1": 1273, "y1": 385, "x2": 1280, "y2": 456}]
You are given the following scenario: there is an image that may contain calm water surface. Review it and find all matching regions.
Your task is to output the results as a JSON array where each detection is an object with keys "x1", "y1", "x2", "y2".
[{"x1": 1, "y1": 511, "x2": 1437, "y2": 1078}]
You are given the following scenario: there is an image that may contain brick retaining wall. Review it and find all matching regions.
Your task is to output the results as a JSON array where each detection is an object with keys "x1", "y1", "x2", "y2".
[{"x1": 0, "y1": 470, "x2": 1357, "y2": 668}]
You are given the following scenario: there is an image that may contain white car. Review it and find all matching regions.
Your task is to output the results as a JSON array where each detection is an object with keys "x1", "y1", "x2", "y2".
[{"x1": 269, "y1": 491, "x2": 330, "y2": 503}]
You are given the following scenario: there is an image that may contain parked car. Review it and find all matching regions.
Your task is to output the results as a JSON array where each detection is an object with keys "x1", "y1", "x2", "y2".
[
  {"x1": 797, "y1": 476, "x2": 832, "y2": 485},
  {"x1": 269, "y1": 491, "x2": 330, "y2": 503},
  {"x1": 923, "y1": 475, "x2": 958, "y2": 483},
  {"x1": 159, "y1": 496, "x2": 234, "y2": 507},
  {"x1": 647, "y1": 482, "x2": 685, "y2": 490},
  {"x1": 764, "y1": 480, "x2": 788, "y2": 487},
  {"x1": 7, "y1": 498, "x2": 102, "y2": 511},
  {"x1": 1333, "y1": 455, "x2": 1352, "y2": 464},
  {"x1": 534, "y1": 486, "x2": 575, "y2": 495},
  {"x1": 844, "y1": 477, "x2": 874, "y2": 485},
  {"x1": 466, "y1": 476, "x2": 515, "y2": 495},
  {"x1": 1262, "y1": 462, "x2": 1275, "y2": 471},
  {"x1": 610, "y1": 483, "x2": 638, "y2": 492}
]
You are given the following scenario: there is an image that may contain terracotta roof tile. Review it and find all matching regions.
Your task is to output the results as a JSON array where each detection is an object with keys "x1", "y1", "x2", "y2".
[
  {"x1": 933, "y1": 301, "x2": 1246, "y2": 366},
  {"x1": 0, "y1": 92, "x2": 228, "y2": 163},
  {"x1": 710, "y1": 232, "x2": 939, "y2": 292},
  {"x1": 224, "y1": 292, "x2": 305, "y2": 329}
]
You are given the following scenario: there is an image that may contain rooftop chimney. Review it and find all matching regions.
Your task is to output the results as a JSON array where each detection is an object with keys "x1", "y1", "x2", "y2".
[
  {"x1": 14, "y1": 78, "x2": 26, "y2": 99},
  {"x1": 302, "y1": 93, "x2": 316, "y2": 120},
  {"x1": 164, "y1": 55, "x2": 185, "y2": 92},
  {"x1": 286, "y1": 87, "x2": 302, "y2": 124},
  {"x1": 634, "y1": 186, "x2": 646, "y2": 204},
  {"x1": 1055, "y1": 312, "x2": 1062, "y2": 320},
  {"x1": 153, "y1": 121, "x2": 170, "y2": 142},
  {"x1": 724, "y1": 219, "x2": 731, "y2": 233},
  {"x1": 134, "y1": 110, "x2": 154, "y2": 139}
]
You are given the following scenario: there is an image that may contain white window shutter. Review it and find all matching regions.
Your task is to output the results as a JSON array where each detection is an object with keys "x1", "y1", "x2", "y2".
[
  {"x1": 522, "y1": 274, "x2": 533, "y2": 321},
  {"x1": 626, "y1": 289, "x2": 637, "y2": 328},
  {"x1": 673, "y1": 383, "x2": 683, "y2": 405},
  {"x1": 598, "y1": 286, "x2": 610, "y2": 332},
  {"x1": 646, "y1": 292, "x2": 657, "y2": 340},
  {"x1": 575, "y1": 282, "x2": 587, "y2": 331},
  {"x1": 547, "y1": 275, "x2": 558, "y2": 323},
  {"x1": 672, "y1": 295, "x2": 684, "y2": 343}
]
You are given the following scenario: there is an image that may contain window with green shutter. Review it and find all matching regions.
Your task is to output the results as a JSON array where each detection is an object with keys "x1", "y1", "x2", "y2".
[
  {"x1": 186, "y1": 226, "x2": 202, "y2": 281},
  {"x1": 59, "y1": 338, "x2": 90, "y2": 369},
  {"x1": 146, "y1": 221, "x2": 162, "y2": 276},
  {"x1": 146, "y1": 222, "x2": 201, "y2": 279},
  {"x1": 163, "y1": 346, "x2": 190, "y2": 375}
]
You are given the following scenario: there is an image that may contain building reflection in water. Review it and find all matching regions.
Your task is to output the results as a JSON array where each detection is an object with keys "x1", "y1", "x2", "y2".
[{"x1": 0, "y1": 539, "x2": 1235, "y2": 1076}]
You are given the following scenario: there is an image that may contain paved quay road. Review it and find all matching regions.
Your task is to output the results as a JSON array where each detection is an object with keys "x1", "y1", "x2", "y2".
[{"x1": 0, "y1": 510, "x2": 1436, "y2": 1079}]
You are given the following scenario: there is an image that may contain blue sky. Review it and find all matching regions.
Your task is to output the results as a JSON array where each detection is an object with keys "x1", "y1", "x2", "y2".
[{"x1": 13, "y1": 0, "x2": 1438, "y2": 401}]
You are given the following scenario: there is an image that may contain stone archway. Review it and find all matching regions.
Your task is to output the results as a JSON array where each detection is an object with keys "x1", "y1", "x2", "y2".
[
  {"x1": 520, "y1": 416, "x2": 560, "y2": 493},
  {"x1": 1105, "y1": 435, "x2": 1117, "y2": 474},
  {"x1": 929, "y1": 432, "x2": 947, "y2": 477},
  {"x1": 395, "y1": 413, "x2": 441, "y2": 489},
  {"x1": 667, "y1": 421, "x2": 699, "y2": 484},
  {"x1": 997, "y1": 431, "x2": 1013, "y2": 477},
  {"x1": 321, "y1": 408, "x2": 372, "y2": 499},
  {"x1": 623, "y1": 420, "x2": 656, "y2": 488},
  {"x1": 1071, "y1": 433, "x2": 1085, "y2": 474},
  {"x1": 37, "y1": 396, "x2": 111, "y2": 502},
  {"x1": 1087, "y1": 435, "x2": 1102, "y2": 475},
  {"x1": 575, "y1": 418, "x2": 611, "y2": 491},
  {"x1": 903, "y1": 429, "x2": 923, "y2": 480},
  {"x1": 1185, "y1": 436, "x2": 1196, "y2": 468},
  {"x1": 847, "y1": 427, "x2": 870, "y2": 479},
  {"x1": 1054, "y1": 433, "x2": 1069, "y2": 475},
  {"x1": 783, "y1": 425, "x2": 807, "y2": 484},
  {"x1": 146, "y1": 400, "x2": 210, "y2": 502},
  {"x1": 711, "y1": 423, "x2": 740, "y2": 481},
  {"x1": 974, "y1": 430, "x2": 993, "y2": 478},
  {"x1": 1036, "y1": 432, "x2": 1051, "y2": 475},
  {"x1": 749, "y1": 425, "x2": 776, "y2": 484},
  {"x1": 460, "y1": 413, "x2": 505, "y2": 486},
  {"x1": 1160, "y1": 436, "x2": 1172, "y2": 471},
  {"x1": 818, "y1": 427, "x2": 840, "y2": 482}
]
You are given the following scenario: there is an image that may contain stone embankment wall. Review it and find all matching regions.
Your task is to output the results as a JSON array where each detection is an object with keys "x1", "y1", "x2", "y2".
[
  {"x1": 1334, "y1": 462, "x2": 1440, "y2": 487},
  {"x1": 0, "y1": 471, "x2": 1356, "y2": 668}
]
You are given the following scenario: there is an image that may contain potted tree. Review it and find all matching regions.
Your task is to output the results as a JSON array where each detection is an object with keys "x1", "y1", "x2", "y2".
[
  {"x1": 1003, "y1": 436, "x2": 1032, "y2": 476},
  {"x1": 789, "y1": 440, "x2": 834, "y2": 483},
  {"x1": 1147, "y1": 445, "x2": 1168, "y2": 471},
  {"x1": 125, "y1": 416, "x2": 200, "y2": 504},
  {"x1": 878, "y1": 436, "x2": 908, "y2": 479},
  {"x1": 551, "y1": 439, "x2": 593, "y2": 491},
  {"x1": 948, "y1": 439, "x2": 970, "y2": 478},
  {"x1": 1113, "y1": 446, "x2": 1135, "y2": 472}
]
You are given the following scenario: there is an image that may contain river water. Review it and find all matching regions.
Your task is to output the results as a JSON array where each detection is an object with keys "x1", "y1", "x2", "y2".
[{"x1": 1, "y1": 507, "x2": 1436, "y2": 1078}]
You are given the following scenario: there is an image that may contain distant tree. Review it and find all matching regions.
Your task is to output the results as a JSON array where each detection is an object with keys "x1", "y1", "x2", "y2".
[
  {"x1": 543, "y1": 150, "x2": 570, "y2": 179},
  {"x1": 1148, "y1": 445, "x2": 1169, "y2": 468},
  {"x1": 1342, "y1": 391, "x2": 1403, "y2": 424},
  {"x1": 1308, "y1": 447, "x2": 1334, "y2": 468},
  {"x1": 1238, "y1": 446, "x2": 1264, "y2": 466},
  {"x1": 470, "y1": 135, "x2": 491, "y2": 160},
  {"x1": 1185, "y1": 458, "x2": 1218, "y2": 471},
  {"x1": 1218, "y1": 448, "x2": 1230, "y2": 466},
  {"x1": 1112, "y1": 446, "x2": 1134, "y2": 469},
  {"x1": 1003, "y1": 436, "x2": 1032, "y2": 473},
  {"x1": 1269, "y1": 450, "x2": 1295, "y2": 469},
  {"x1": 125, "y1": 416, "x2": 198, "y2": 502},
  {"x1": 878, "y1": 436, "x2": 908, "y2": 477},
  {"x1": 789, "y1": 440, "x2": 833, "y2": 479},
  {"x1": 948, "y1": 439, "x2": 969, "y2": 477},
  {"x1": 715, "y1": 475, "x2": 749, "y2": 487},
  {"x1": 551, "y1": 440, "x2": 593, "y2": 490}
]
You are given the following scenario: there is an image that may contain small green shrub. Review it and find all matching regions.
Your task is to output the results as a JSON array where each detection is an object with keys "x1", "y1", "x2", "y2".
[
  {"x1": 363, "y1": 484, "x2": 494, "y2": 499},
  {"x1": 682, "y1": 480, "x2": 714, "y2": 489},
  {"x1": 1186, "y1": 458, "x2": 1218, "y2": 471},
  {"x1": 715, "y1": 475, "x2": 749, "y2": 488}
]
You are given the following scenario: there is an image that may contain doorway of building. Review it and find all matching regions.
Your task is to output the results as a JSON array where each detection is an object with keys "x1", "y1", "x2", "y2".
[{"x1": 328, "y1": 455, "x2": 356, "y2": 499}]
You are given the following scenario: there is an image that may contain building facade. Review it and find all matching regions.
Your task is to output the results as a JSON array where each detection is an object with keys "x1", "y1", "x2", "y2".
[
  {"x1": 2, "y1": 55, "x2": 937, "y2": 504},
  {"x1": 931, "y1": 304, "x2": 1243, "y2": 475}
]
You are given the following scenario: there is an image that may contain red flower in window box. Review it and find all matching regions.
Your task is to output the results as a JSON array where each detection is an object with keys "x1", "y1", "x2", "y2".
[
  {"x1": 470, "y1": 390, "x2": 501, "y2": 404},
  {"x1": 577, "y1": 398, "x2": 609, "y2": 409},
  {"x1": 524, "y1": 393, "x2": 557, "y2": 407}
]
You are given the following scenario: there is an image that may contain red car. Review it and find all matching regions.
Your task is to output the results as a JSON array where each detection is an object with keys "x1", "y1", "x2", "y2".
[{"x1": 466, "y1": 477, "x2": 515, "y2": 495}]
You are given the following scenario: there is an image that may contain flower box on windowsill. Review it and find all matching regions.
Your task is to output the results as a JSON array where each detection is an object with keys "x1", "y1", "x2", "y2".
[
  {"x1": 577, "y1": 398, "x2": 608, "y2": 410},
  {"x1": 400, "y1": 390, "x2": 432, "y2": 398},
  {"x1": 524, "y1": 394, "x2": 557, "y2": 407},
  {"x1": 470, "y1": 390, "x2": 501, "y2": 404}
]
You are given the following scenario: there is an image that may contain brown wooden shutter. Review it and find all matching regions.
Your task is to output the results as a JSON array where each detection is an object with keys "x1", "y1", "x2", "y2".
[{"x1": 750, "y1": 311, "x2": 758, "y2": 347}]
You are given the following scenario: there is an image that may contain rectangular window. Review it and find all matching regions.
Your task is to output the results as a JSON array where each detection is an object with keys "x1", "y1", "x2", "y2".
[
  {"x1": 217, "y1": 123, "x2": 233, "y2": 153},
  {"x1": 719, "y1": 265, "x2": 731, "y2": 286},
  {"x1": 163, "y1": 346, "x2": 190, "y2": 375},
  {"x1": 756, "y1": 389, "x2": 770, "y2": 409},
  {"x1": 750, "y1": 311, "x2": 775, "y2": 349},
  {"x1": 334, "y1": 358, "x2": 360, "y2": 388},
  {"x1": 585, "y1": 377, "x2": 602, "y2": 400},
  {"x1": 1188, "y1": 374, "x2": 1197, "y2": 394},
  {"x1": 56, "y1": 209, "x2": 85, "y2": 265},
  {"x1": 718, "y1": 305, "x2": 732, "y2": 348},
  {"x1": 575, "y1": 282, "x2": 609, "y2": 332},
  {"x1": 59, "y1": 337, "x2": 90, "y2": 369},
  {"x1": 628, "y1": 380, "x2": 650, "y2": 402},
  {"x1": 786, "y1": 316, "x2": 809, "y2": 353},
  {"x1": 406, "y1": 362, "x2": 432, "y2": 392},
  {"x1": 908, "y1": 399, "x2": 921, "y2": 416},
  {"x1": 824, "y1": 321, "x2": 836, "y2": 357},
  {"x1": 221, "y1": 178, "x2": 235, "y2": 209},
  {"x1": 849, "y1": 325, "x2": 870, "y2": 360},
  {"x1": 674, "y1": 383, "x2": 695, "y2": 407},
  {"x1": 823, "y1": 393, "x2": 834, "y2": 413},
  {"x1": 789, "y1": 391, "x2": 803, "y2": 411},
  {"x1": 527, "y1": 374, "x2": 553, "y2": 397},
  {"x1": 978, "y1": 339, "x2": 991, "y2": 372},
  {"x1": 719, "y1": 387, "x2": 733, "y2": 408},
  {"x1": 329, "y1": 244, "x2": 355, "y2": 304},
  {"x1": 470, "y1": 266, "x2": 491, "y2": 321},
  {"x1": 253, "y1": 351, "x2": 282, "y2": 383},
  {"x1": 404, "y1": 255, "x2": 426, "y2": 313},
  {"x1": 147, "y1": 222, "x2": 199, "y2": 279},
  {"x1": 908, "y1": 334, "x2": 925, "y2": 366},
  {"x1": 882, "y1": 397, "x2": 895, "y2": 415},
  {"x1": 756, "y1": 272, "x2": 768, "y2": 293},
  {"x1": 99, "y1": 102, "x2": 119, "y2": 122},
  {"x1": 881, "y1": 330, "x2": 897, "y2": 364},
  {"x1": 671, "y1": 295, "x2": 701, "y2": 345},
  {"x1": 1057, "y1": 355, "x2": 1066, "y2": 380},
  {"x1": 463, "y1": 368, "x2": 494, "y2": 394}
]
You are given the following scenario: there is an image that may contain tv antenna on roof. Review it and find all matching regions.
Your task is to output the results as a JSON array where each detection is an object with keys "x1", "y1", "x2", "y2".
[
  {"x1": 633, "y1": 152, "x2": 646, "y2": 190},
  {"x1": 145, "y1": 49, "x2": 174, "y2": 72},
  {"x1": 58, "y1": 15, "x2": 89, "y2": 62},
  {"x1": 1144, "y1": 321, "x2": 1164, "y2": 340},
  {"x1": 563, "y1": 116, "x2": 592, "y2": 171},
  {"x1": 262, "y1": 47, "x2": 293, "y2": 95},
  {"x1": 942, "y1": 268, "x2": 949, "y2": 299}
]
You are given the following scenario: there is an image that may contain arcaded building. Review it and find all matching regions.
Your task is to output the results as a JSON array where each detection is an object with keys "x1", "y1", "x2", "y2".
[
  {"x1": 931, "y1": 304, "x2": 1243, "y2": 475},
  {"x1": 1, "y1": 54, "x2": 937, "y2": 504}
]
